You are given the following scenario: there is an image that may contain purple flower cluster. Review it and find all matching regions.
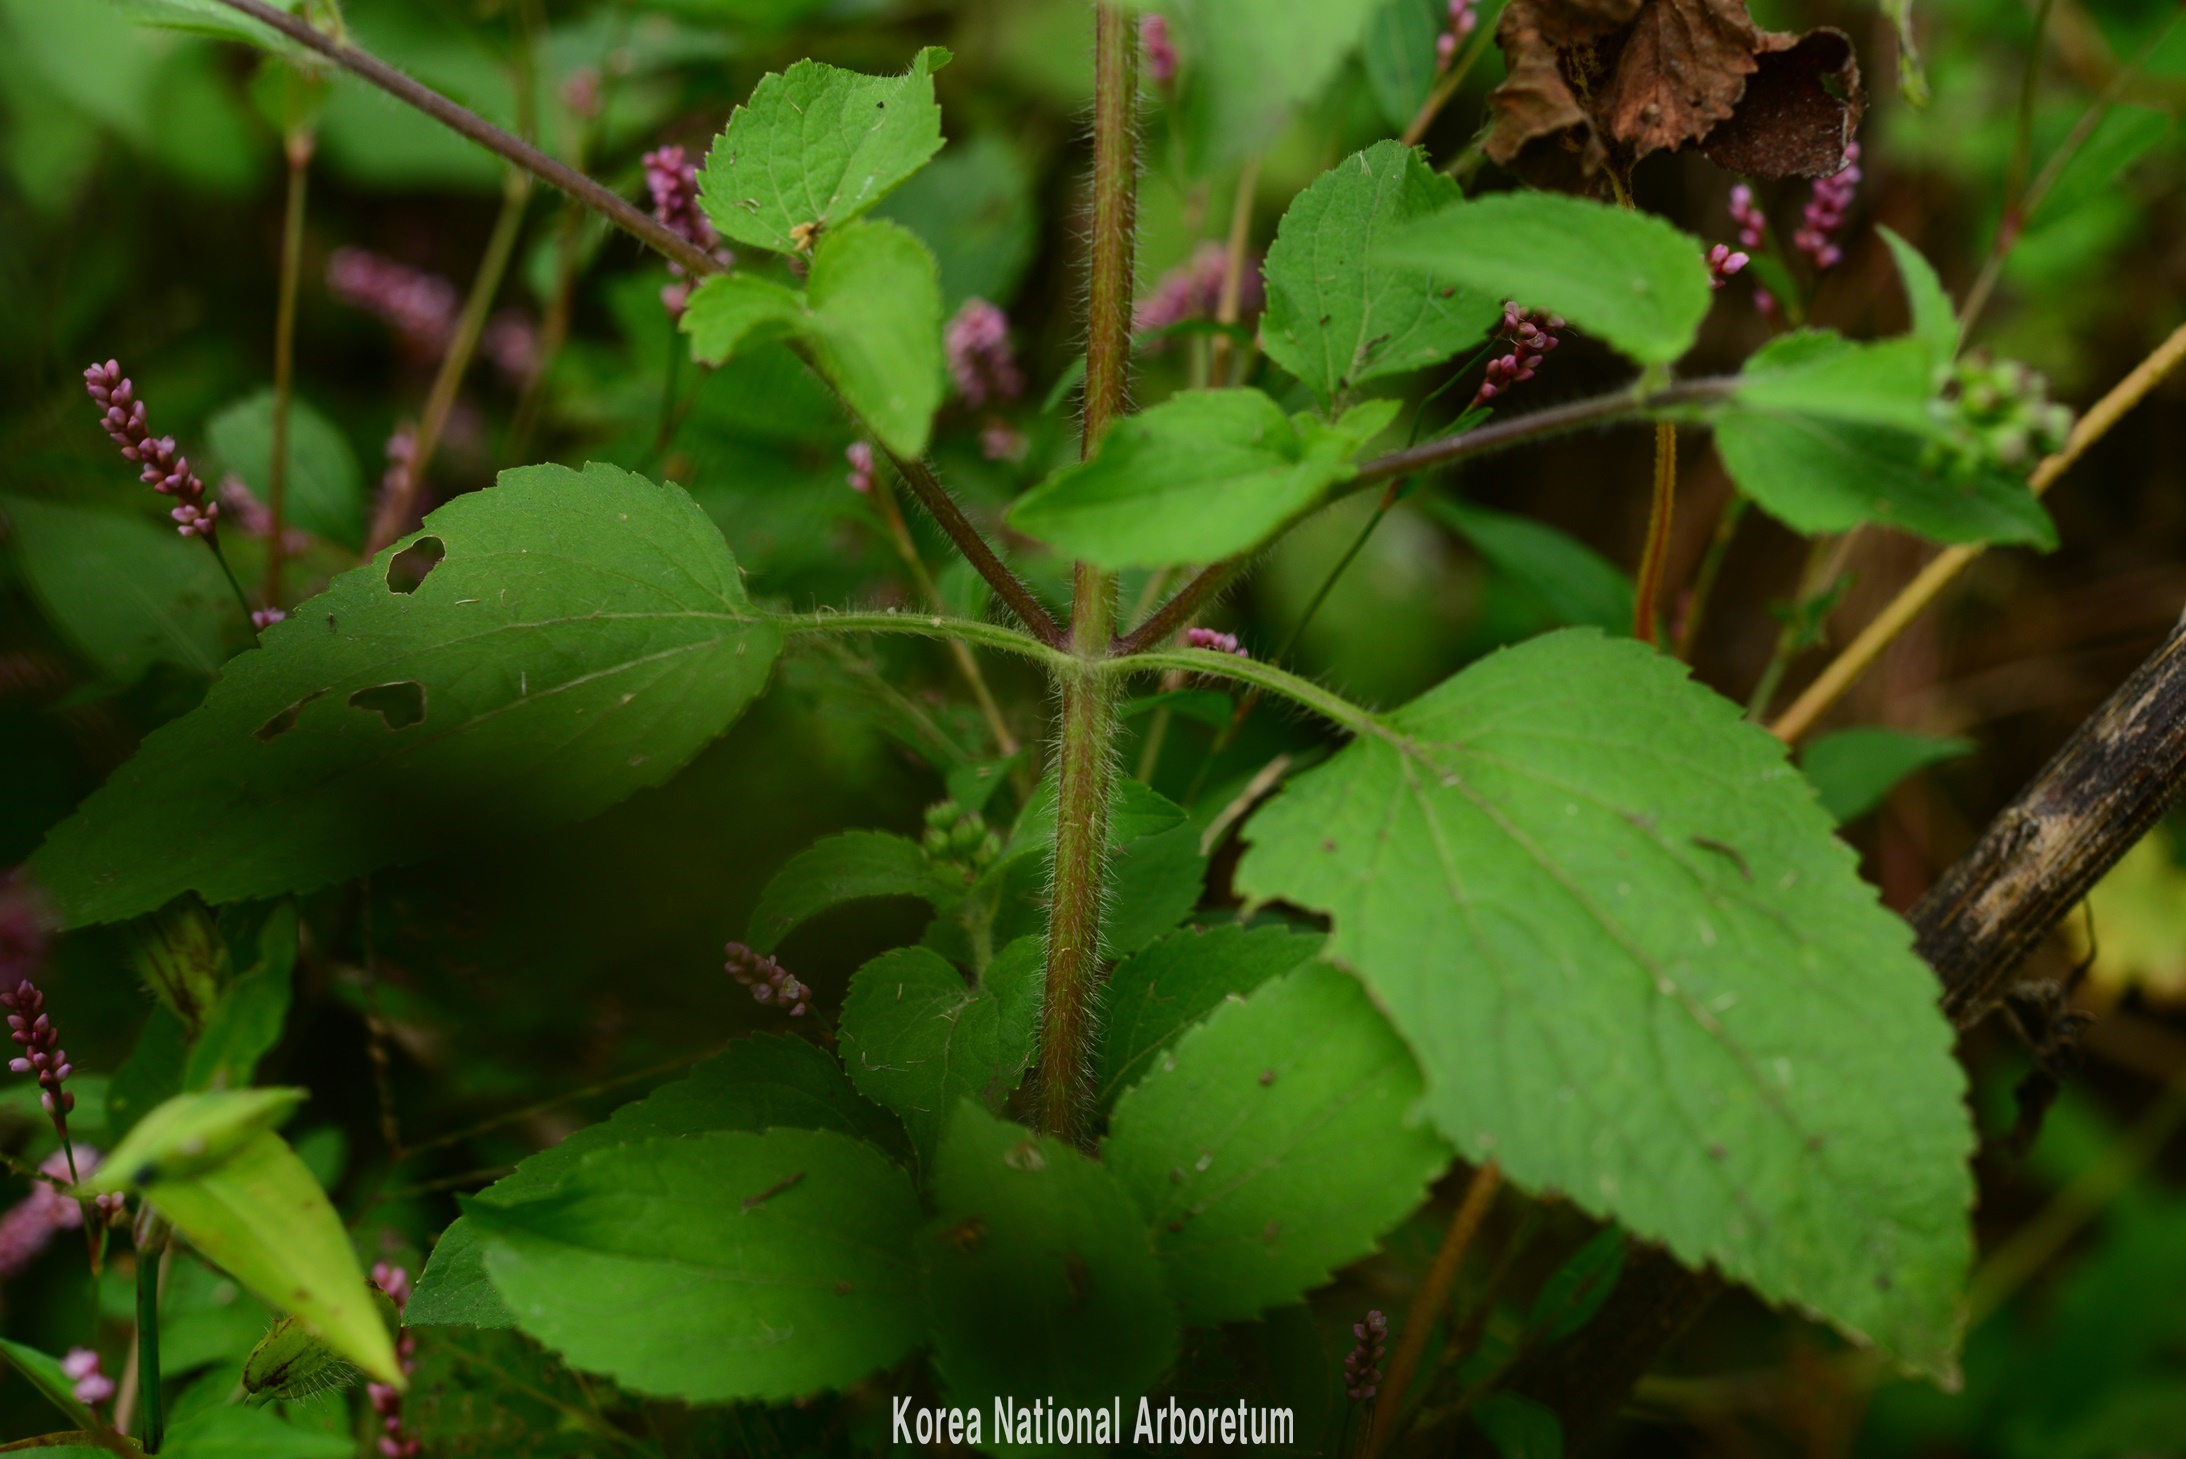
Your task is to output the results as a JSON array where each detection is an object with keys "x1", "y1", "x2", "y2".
[
  {"x1": 0, "y1": 1149, "x2": 97, "y2": 1280},
  {"x1": 1344, "y1": 1309, "x2": 1388, "y2": 1401},
  {"x1": 1728, "y1": 184, "x2": 1767, "y2": 250},
  {"x1": 1140, "y1": 14, "x2": 1177, "y2": 89},
  {"x1": 1471, "y1": 304, "x2": 1563, "y2": 409},
  {"x1": 60, "y1": 1348, "x2": 112, "y2": 1409},
  {"x1": 368, "y1": 1262, "x2": 420, "y2": 1459},
  {"x1": 1794, "y1": 141, "x2": 1861, "y2": 272},
  {"x1": 1134, "y1": 241, "x2": 1264, "y2": 340},
  {"x1": 1706, "y1": 243, "x2": 1750, "y2": 290},
  {"x1": 845, "y1": 441, "x2": 876, "y2": 495},
  {"x1": 5, "y1": 979, "x2": 74, "y2": 1130},
  {"x1": 946, "y1": 299, "x2": 1025, "y2": 409},
  {"x1": 82, "y1": 362, "x2": 219, "y2": 539},
  {"x1": 1436, "y1": 0, "x2": 1479, "y2": 70},
  {"x1": 328, "y1": 249, "x2": 460, "y2": 358},
  {"x1": 1186, "y1": 627, "x2": 1248, "y2": 657},
  {"x1": 726, "y1": 942, "x2": 813, "y2": 1017},
  {"x1": 644, "y1": 145, "x2": 733, "y2": 316}
]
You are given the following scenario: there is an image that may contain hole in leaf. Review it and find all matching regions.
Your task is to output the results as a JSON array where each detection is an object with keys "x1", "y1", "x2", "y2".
[
  {"x1": 348, "y1": 681, "x2": 427, "y2": 731},
  {"x1": 386, "y1": 536, "x2": 446, "y2": 594},
  {"x1": 255, "y1": 690, "x2": 326, "y2": 742}
]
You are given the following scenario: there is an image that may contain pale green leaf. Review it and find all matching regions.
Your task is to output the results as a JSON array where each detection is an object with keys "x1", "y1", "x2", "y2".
[
  {"x1": 205, "y1": 390, "x2": 368, "y2": 549},
  {"x1": 0, "y1": 1337, "x2": 96, "y2": 1430},
  {"x1": 838, "y1": 944, "x2": 1041, "y2": 1163},
  {"x1": 108, "y1": 1128, "x2": 402, "y2": 1385},
  {"x1": 1800, "y1": 727, "x2": 1974, "y2": 825},
  {"x1": 183, "y1": 903, "x2": 296, "y2": 1092},
  {"x1": 875, "y1": 132, "x2": 1038, "y2": 310},
  {"x1": 1096, "y1": 923, "x2": 1326, "y2": 1110},
  {"x1": 1167, "y1": 0, "x2": 1381, "y2": 170},
  {"x1": 1711, "y1": 335, "x2": 2056, "y2": 548},
  {"x1": 746, "y1": 831, "x2": 966, "y2": 954},
  {"x1": 1008, "y1": 390, "x2": 1395, "y2": 569},
  {"x1": 0, "y1": 494, "x2": 232, "y2": 682},
  {"x1": 923, "y1": 1106, "x2": 1180, "y2": 1413},
  {"x1": 1430, "y1": 498, "x2": 1633, "y2": 635},
  {"x1": 85, "y1": 1087, "x2": 304, "y2": 1187},
  {"x1": 677, "y1": 275, "x2": 807, "y2": 365},
  {"x1": 1103, "y1": 962, "x2": 1450, "y2": 1322},
  {"x1": 1235, "y1": 630, "x2": 1976, "y2": 1376},
  {"x1": 1361, "y1": 0, "x2": 1442, "y2": 131},
  {"x1": 699, "y1": 48, "x2": 949, "y2": 254},
  {"x1": 30, "y1": 462, "x2": 783, "y2": 926},
  {"x1": 1877, "y1": 227, "x2": 1958, "y2": 372},
  {"x1": 1260, "y1": 142, "x2": 1501, "y2": 405},
  {"x1": 405, "y1": 1219, "x2": 515, "y2": 1330},
  {"x1": 471, "y1": 1129, "x2": 926, "y2": 1401},
  {"x1": 1381, "y1": 192, "x2": 1715, "y2": 366}
]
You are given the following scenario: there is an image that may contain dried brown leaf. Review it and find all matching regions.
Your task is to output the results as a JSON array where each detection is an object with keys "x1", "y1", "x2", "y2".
[{"x1": 1698, "y1": 28, "x2": 1866, "y2": 179}]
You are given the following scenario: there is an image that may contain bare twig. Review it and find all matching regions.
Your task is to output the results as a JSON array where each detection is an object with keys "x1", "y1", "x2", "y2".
[{"x1": 1368, "y1": 1161, "x2": 1503, "y2": 1458}]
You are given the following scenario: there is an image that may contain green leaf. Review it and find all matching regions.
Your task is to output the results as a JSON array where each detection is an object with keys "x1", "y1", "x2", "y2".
[
  {"x1": 1381, "y1": 192, "x2": 1715, "y2": 366},
  {"x1": 97, "y1": 1125, "x2": 402, "y2": 1385},
  {"x1": 183, "y1": 903, "x2": 296, "y2": 1092},
  {"x1": 1524, "y1": 1229, "x2": 1625, "y2": 1343},
  {"x1": 160, "y1": 1405, "x2": 358, "y2": 1459},
  {"x1": 875, "y1": 132, "x2": 1038, "y2": 310},
  {"x1": 406, "y1": 1219, "x2": 516, "y2": 1330},
  {"x1": 1235, "y1": 630, "x2": 1976, "y2": 1376},
  {"x1": 1430, "y1": 497, "x2": 1634, "y2": 635},
  {"x1": 470, "y1": 1129, "x2": 926, "y2": 1401},
  {"x1": 1168, "y1": 0, "x2": 1381, "y2": 170},
  {"x1": 1102, "y1": 962, "x2": 1450, "y2": 1323},
  {"x1": 1800, "y1": 727, "x2": 1974, "y2": 825},
  {"x1": 205, "y1": 390, "x2": 368, "y2": 549},
  {"x1": 699, "y1": 48, "x2": 950, "y2": 254},
  {"x1": 1877, "y1": 227, "x2": 1958, "y2": 372},
  {"x1": 683, "y1": 221, "x2": 944, "y2": 457},
  {"x1": 1260, "y1": 142, "x2": 1500, "y2": 405},
  {"x1": 1008, "y1": 391, "x2": 1396, "y2": 569},
  {"x1": 85, "y1": 1086, "x2": 304, "y2": 1186},
  {"x1": 0, "y1": 494, "x2": 232, "y2": 682},
  {"x1": 1361, "y1": 0, "x2": 1443, "y2": 132},
  {"x1": 30, "y1": 462, "x2": 783, "y2": 926},
  {"x1": 922, "y1": 1105, "x2": 1180, "y2": 1412},
  {"x1": 1096, "y1": 923, "x2": 1326, "y2": 1110},
  {"x1": 0, "y1": 1338, "x2": 96, "y2": 1431},
  {"x1": 746, "y1": 831, "x2": 966, "y2": 954},
  {"x1": 106, "y1": 1005, "x2": 188, "y2": 1140},
  {"x1": 1472, "y1": 1394, "x2": 1563, "y2": 1459},
  {"x1": 838, "y1": 944, "x2": 1041, "y2": 1163},
  {"x1": 1710, "y1": 333, "x2": 2057, "y2": 548}
]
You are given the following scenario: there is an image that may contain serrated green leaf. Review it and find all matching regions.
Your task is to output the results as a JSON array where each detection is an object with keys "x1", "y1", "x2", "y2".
[
  {"x1": 1008, "y1": 391, "x2": 1395, "y2": 569},
  {"x1": 406, "y1": 1218, "x2": 515, "y2": 1330},
  {"x1": 1430, "y1": 497, "x2": 1634, "y2": 635},
  {"x1": 1711, "y1": 336, "x2": 2056, "y2": 547},
  {"x1": 923, "y1": 1105, "x2": 1180, "y2": 1416},
  {"x1": 1096, "y1": 924, "x2": 1326, "y2": 1110},
  {"x1": 0, "y1": 1338, "x2": 97, "y2": 1431},
  {"x1": 0, "y1": 494, "x2": 232, "y2": 682},
  {"x1": 105, "y1": 1127, "x2": 400, "y2": 1385},
  {"x1": 205, "y1": 390, "x2": 367, "y2": 549},
  {"x1": 1877, "y1": 228, "x2": 1959, "y2": 372},
  {"x1": 1800, "y1": 727, "x2": 1974, "y2": 826},
  {"x1": 1381, "y1": 193, "x2": 1715, "y2": 366},
  {"x1": 683, "y1": 221, "x2": 943, "y2": 457},
  {"x1": 1103, "y1": 962, "x2": 1450, "y2": 1323},
  {"x1": 1260, "y1": 142, "x2": 1501, "y2": 405},
  {"x1": 699, "y1": 48, "x2": 949, "y2": 254},
  {"x1": 1235, "y1": 630, "x2": 1975, "y2": 1376},
  {"x1": 839, "y1": 944, "x2": 1041, "y2": 1163},
  {"x1": 471, "y1": 1129, "x2": 925, "y2": 1402},
  {"x1": 746, "y1": 831, "x2": 966, "y2": 954},
  {"x1": 29, "y1": 462, "x2": 782, "y2": 927}
]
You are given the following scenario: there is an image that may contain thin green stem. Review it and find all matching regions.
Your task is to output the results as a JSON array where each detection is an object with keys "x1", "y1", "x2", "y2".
[
  {"x1": 1674, "y1": 493, "x2": 1747, "y2": 661},
  {"x1": 135, "y1": 1218, "x2": 167, "y2": 1453},
  {"x1": 776, "y1": 610, "x2": 1073, "y2": 672},
  {"x1": 207, "y1": 537, "x2": 260, "y2": 639},
  {"x1": 266, "y1": 126, "x2": 312, "y2": 612},
  {"x1": 1121, "y1": 649, "x2": 1379, "y2": 737}
]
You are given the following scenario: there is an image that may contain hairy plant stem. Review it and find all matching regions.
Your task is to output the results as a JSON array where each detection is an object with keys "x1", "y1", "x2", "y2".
[
  {"x1": 1038, "y1": 1, "x2": 1137, "y2": 1145},
  {"x1": 368, "y1": 166, "x2": 533, "y2": 552},
  {"x1": 266, "y1": 126, "x2": 313, "y2": 611},
  {"x1": 1770, "y1": 317, "x2": 2186, "y2": 743}
]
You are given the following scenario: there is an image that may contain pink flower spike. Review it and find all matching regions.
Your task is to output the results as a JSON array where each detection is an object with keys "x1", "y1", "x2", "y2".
[
  {"x1": 726, "y1": 942, "x2": 814, "y2": 1017},
  {"x1": 1140, "y1": 14, "x2": 1178, "y2": 89},
  {"x1": 1186, "y1": 626, "x2": 1248, "y2": 657},
  {"x1": 945, "y1": 299, "x2": 1024, "y2": 409},
  {"x1": 845, "y1": 441, "x2": 876, "y2": 495},
  {"x1": 82, "y1": 364, "x2": 219, "y2": 541}
]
